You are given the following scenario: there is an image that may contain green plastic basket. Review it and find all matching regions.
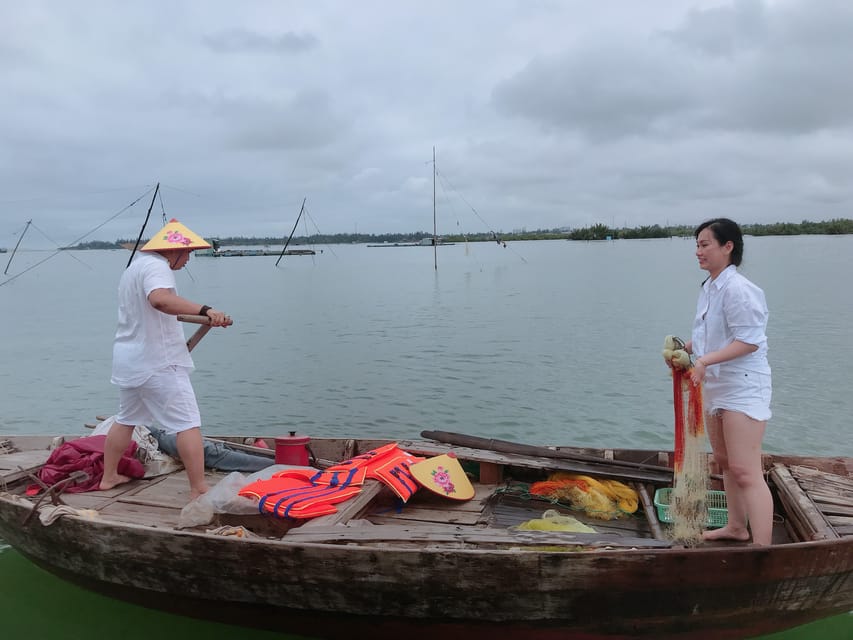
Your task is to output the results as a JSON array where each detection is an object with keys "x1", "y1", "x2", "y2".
[{"x1": 653, "y1": 488, "x2": 728, "y2": 529}]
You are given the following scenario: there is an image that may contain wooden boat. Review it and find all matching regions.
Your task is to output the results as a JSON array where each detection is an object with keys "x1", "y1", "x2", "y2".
[{"x1": 1, "y1": 429, "x2": 851, "y2": 640}]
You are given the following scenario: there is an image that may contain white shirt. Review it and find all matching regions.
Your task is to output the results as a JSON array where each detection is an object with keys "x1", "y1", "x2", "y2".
[
  {"x1": 691, "y1": 264, "x2": 770, "y2": 375},
  {"x1": 111, "y1": 252, "x2": 194, "y2": 387}
]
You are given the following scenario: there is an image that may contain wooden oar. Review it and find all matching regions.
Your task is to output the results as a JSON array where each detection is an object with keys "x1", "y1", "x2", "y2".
[
  {"x1": 177, "y1": 314, "x2": 232, "y2": 352},
  {"x1": 420, "y1": 430, "x2": 673, "y2": 475}
]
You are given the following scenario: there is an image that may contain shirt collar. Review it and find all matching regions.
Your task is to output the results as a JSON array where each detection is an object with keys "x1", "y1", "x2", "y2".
[{"x1": 705, "y1": 264, "x2": 736, "y2": 292}]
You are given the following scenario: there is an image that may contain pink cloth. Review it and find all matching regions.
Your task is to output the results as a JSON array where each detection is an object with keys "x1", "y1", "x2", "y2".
[{"x1": 27, "y1": 435, "x2": 144, "y2": 495}]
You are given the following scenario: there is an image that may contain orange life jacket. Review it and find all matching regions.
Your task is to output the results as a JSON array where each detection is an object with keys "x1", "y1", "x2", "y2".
[{"x1": 238, "y1": 443, "x2": 424, "y2": 519}]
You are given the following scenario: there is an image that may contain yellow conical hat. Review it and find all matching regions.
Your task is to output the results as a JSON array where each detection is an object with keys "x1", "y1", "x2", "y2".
[
  {"x1": 140, "y1": 219, "x2": 211, "y2": 252},
  {"x1": 409, "y1": 452, "x2": 475, "y2": 501}
]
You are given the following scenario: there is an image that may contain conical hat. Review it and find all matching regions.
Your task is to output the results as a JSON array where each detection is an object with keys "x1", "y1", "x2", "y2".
[
  {"x1": 140, "y1": 219, "x2": 211, "y2": 252},
  {"x1": 409, "y1": 452, "x2": 475, "y2": 501}
]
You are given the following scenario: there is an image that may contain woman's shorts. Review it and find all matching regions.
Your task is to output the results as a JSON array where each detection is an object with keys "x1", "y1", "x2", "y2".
[
  {"x1": 116, "y1": 366, "x2": 201, "y2": 433},
  {"x1": 703, "y1": 369, "x2": 772, "y2": 422}
]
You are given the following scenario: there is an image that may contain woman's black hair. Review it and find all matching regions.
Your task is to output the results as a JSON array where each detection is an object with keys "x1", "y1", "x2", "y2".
[{"x1": 695, "y1": 218, "x2": 743, "y2": 267}]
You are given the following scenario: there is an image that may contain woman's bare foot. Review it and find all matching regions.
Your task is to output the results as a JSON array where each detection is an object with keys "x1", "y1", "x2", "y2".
[
  {"x1": 99, "y1": 473, "x2": 131, "y2": 491},
  {"x1": 702, "y1": 525, "x2": 751, "y2": 542}
]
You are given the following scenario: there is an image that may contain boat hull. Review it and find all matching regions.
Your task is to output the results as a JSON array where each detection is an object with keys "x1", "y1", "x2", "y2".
[{"x1": 1, "y1": 495, "x2": 851, "y2": 639}]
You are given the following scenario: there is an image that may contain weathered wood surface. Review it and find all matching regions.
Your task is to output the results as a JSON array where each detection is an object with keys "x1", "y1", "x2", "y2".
[
  {"x1": 634, "y1": 482, "x2": 666, "y2": 540},
  {"x1": 300, "y1": 479, "x2": 389, "y2": 528},
  {"x1": 422, "y1": 430, "x2": 674, "y2": 473},
  {"x1": 0, "y1": 450, "x2": 52, "y2": 484},
  {"x1": 769, "y1": 464, "x2": 840, "y2": 541},
  {"x1": 2, "y1": 435, "x2": 853, "y2": 640},
  {"x1": 787, "y1": 465, "x2": 853, "y2": 538},
  {"x1": 284, "y1": 522, "x2": 672, "y2": 548},
  {"x1": 421, "y1": 431, "x2": 672, "y2": 476},
  {"x1": 398, "y1": 439, "x2": 672, "y2": 484},
  {"x1": 367, "y1": 482, "x2": 493, "y2": 526}
]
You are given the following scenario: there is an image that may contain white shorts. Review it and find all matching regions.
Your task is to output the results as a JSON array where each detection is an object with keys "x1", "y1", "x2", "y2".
[
  {"x1": 116, "y1": 366, "x2": 201, "y2": 434},
  {"x1": 703, "y1": 368, "x2": 772, "y2": 422}
]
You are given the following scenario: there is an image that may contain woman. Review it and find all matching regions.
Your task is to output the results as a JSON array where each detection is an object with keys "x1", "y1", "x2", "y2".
[{"x1": 682, "y1": 218, "x2": 773, "y2": 545}]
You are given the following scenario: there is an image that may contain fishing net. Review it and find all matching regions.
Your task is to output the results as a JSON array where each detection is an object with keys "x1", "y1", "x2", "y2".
[
  {"x1": 529, "y1": 473, "x2": 639, "y2": 520},
  {"x1": 662, "y1": 336, "x2": 709, "y2": 546}
]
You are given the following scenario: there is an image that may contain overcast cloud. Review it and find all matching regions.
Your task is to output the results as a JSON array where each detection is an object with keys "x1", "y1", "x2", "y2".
[{"x1": 2, "y1": 0, "x2": 852, "y2": 247}]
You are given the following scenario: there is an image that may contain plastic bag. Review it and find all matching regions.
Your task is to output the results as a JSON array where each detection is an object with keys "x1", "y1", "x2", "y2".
[{"x1": 516, "y1": 509, "x2": 597, "y2": 533}]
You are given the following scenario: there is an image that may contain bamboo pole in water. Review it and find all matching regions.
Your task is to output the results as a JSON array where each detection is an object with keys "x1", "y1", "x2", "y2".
[{"x1": 276, "y1": 197, "x2": 306, "y2": 266}]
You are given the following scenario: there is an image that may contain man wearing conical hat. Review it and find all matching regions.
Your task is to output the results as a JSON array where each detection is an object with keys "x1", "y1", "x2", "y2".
[{"x1": 100, "y1": 219, "x2": 231, "y2": 500}]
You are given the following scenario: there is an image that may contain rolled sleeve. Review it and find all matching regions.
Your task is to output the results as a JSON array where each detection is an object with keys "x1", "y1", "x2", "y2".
[{"x1": 725, "y1": 286, "x2": 768, "y2": 346}]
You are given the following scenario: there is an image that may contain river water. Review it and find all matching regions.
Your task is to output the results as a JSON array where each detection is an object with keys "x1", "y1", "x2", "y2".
[{"x1": 1, "y1": 236, "x2": 851, "y2": 639}]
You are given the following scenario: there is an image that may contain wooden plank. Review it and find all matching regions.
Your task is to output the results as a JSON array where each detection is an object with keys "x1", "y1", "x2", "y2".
[
  {"x1": 794, "y1": 471, "x2": 853, "y2": 488},
  {"x1": 771, "y1": 468, "x2": 818, "y2": 542},
  {"x1": 405, "y1": 482, "x2": 494, "y2": 512},
  {"x1": 0, "y1": 451, "x2": 52, "y2": 484},
  {"x1": 815, "y1": 503, "x2": 853, "y2": 517},
  {"x1": 96, "y1": 501, "x2": 184, "y2": 528},
  {"x1": 790, "y1": 466, "x2": 853, "y2": 491},
  {"x1": 58, "y1": 493, "x2": 129, "y2": 511},
  {"x1": 634, "y1": 482, "x2": 666, "y2": 540},
  {"x1": 284, "y1": 522, "x2": 672, "y2": 548},
  {"x1": 398, "y1": 440, "x2": 672, "y2": 484},
  {"x1": 118, "y1": 496, "x2": 187, "y2": 510},
  {"x1": 795, "y1": 478, "x2": 853, "y2": 495},
  {"x1": 419, "y1": 431, "x2": 674, "y2": 475},
  {"x1": 769, "y1": 464, "x2": 839, "y2": 541},
  {"x1": 421, "y1": 431, "x2": 673, "y2": 473},
  {"x1": 299, "y1": 480, "x2": 389, "y2": 528},
  {"x1": 369, "y1": 507, "x2": 482, "y2": 526},
  {"x1": 807, "y1": 492, "x2": 853, "y2": 508},
  {"x1": 479, "y1": 461, "x2": 504, "y2": 484}
]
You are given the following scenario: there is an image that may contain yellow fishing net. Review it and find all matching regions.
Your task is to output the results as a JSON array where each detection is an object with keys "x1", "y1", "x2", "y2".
[{"x1": 529, "y1": 472, "x2": 639, "y2": 520}]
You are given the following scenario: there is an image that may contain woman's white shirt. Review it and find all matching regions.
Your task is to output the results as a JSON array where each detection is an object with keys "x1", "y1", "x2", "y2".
[{"x1": 692, "y1": 264, "x2": 770, "y2": 375}]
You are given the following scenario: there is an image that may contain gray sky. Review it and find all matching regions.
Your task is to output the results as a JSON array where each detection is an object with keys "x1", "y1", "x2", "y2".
[{"x1": 2, "y1": 0, "x2": 852, "y2": 247}]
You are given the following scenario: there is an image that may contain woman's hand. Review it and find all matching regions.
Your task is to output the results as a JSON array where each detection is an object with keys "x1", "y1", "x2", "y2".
[{"x1": 690, "y1": 359, "x2": 707, "y2": 385}]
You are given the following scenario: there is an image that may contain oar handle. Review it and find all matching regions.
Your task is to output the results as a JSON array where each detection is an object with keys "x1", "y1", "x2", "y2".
[
  {"x1": 178, "y1": 314, "x2": 233, "y2": 353},
  {"x1": 177, "y1": 314, "x2": 234, "y2": 327}
]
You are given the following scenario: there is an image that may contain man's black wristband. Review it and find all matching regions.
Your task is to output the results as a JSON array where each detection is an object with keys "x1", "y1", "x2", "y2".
[{"x1": 199, "y1": 305, "x2": 212, "y2": 317}]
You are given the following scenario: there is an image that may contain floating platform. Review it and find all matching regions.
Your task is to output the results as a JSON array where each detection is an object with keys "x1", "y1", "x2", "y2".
[{"x1": 197, "y1": 248, "x2": 316, "y2": 257}]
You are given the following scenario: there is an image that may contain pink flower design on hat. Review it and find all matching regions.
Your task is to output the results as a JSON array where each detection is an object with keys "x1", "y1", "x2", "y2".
[
  {"x1": 164, "y1": 230, "x2": 192, "y2": 246},
  {"x1": 431, "y1": 466, "x2": 456, "y2": 495}
]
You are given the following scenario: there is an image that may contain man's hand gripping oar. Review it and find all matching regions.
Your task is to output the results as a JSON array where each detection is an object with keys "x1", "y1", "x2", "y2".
[{"x1": 177, "y1": 313, "x2": 233, "y2": 353}]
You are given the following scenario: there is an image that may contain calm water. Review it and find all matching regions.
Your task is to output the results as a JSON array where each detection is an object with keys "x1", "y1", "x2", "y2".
[{"x1": 1, "y1": 236, "x2": 852, "y2": 639}]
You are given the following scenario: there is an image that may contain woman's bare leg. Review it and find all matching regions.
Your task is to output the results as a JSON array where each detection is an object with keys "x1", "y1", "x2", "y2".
[
  {"x1": 704, "y1": 410, "x2": 771, "y2": 544},
  {"x1": 703, "y1": 411, "x2": 750, "y2": 541}
]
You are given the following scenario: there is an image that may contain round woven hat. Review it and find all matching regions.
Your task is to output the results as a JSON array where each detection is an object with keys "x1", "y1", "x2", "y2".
[
  {"x1": 140, "y1": 219, "x2": 211, "y2": 252},
  {"x1": 409, "y1": 452, "x2": 475, "y2": 501}
]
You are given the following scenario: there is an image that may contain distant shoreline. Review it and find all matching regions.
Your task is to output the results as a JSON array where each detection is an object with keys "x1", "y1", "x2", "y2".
[{"x1": 62, "y1": 218, "x2": 853, "y2": 250}]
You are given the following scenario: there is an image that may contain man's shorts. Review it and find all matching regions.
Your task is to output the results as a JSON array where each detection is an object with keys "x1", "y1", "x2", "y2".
[{"x1": 116, "y1": 366, "x2": 201, "y2": 433}]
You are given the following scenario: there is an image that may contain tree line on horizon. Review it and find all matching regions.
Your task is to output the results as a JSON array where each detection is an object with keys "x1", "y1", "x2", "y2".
[{"x1": 66, "y1": 218, "x2": 853, "y2": 250}]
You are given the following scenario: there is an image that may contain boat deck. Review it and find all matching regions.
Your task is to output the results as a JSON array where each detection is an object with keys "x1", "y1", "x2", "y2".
[{"x1": 2, "y1": 435, "x2": 851, "y2": 548}]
